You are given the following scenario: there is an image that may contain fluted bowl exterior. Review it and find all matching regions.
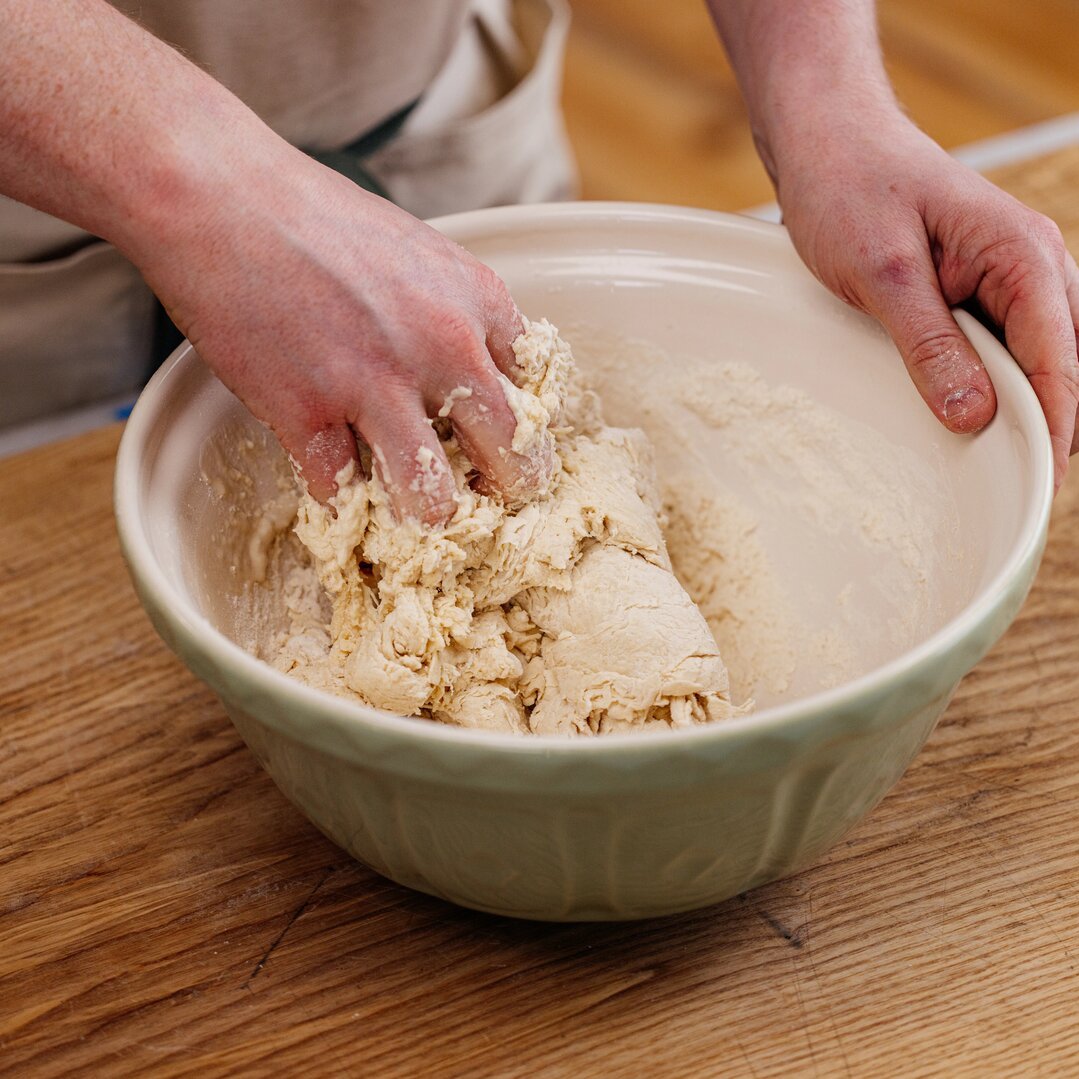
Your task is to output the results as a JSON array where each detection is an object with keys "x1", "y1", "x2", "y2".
[{"x1": 115, "y1": 204, "x2": 1052, "y2": 920}]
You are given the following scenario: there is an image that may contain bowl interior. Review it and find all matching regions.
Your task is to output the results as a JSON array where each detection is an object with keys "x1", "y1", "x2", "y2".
[{"x1": 130, "y1": 206, "x2": 1050, "y2": 715}]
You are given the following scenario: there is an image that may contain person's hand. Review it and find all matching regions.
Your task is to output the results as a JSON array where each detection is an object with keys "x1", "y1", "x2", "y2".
[
  {"x1": 0, "y1": 0, "x2": 546, "y2": 525},
  {"x1": 135, "y1": 147, "x2": 546, "y2": 524},
  {"x1": 775, "y1": 112, "x2": 1079, "y2": 487}
]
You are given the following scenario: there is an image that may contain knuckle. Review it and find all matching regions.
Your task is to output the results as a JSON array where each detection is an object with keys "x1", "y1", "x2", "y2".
[
  {"x1": 1029, "y1": 213, "x2": 1066, "y2": 259},
  {"x1": 430, "y1": 308, "x2": 485, "y2": 364},
  {"x1": 905, "y1": 330, "x2": 963, "y2": 374},
  {"x1": 476, "y1": 267, "x2": 520, "y2": 330},
  {"x1": 472, "y1": 260, "x2": 504, "y2": 297},
  {"x1": 349, "y1": 369, "x2": 410, "y2": 425},
  {"x1": 869, "y1": 247, "x2": 922, "y2": 291},
  {"x1": 984, "y1": 216, "x2": 1066, "y2": 285},
  {"x1": 1055, "y1": 362, "x2": 1079, "y2": 401},
  {"x1": 1029, "y1": 364, "x2": 1079, "y2": 415},
  {"x1": 971, "y1": 220, "x2": 1064, "y2": 297},
  {"x1": 993, "y1": 259, "x2": 1036, "y2": 299}
]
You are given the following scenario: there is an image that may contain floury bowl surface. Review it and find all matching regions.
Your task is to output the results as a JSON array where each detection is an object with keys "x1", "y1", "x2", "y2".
[{"x1": 115, "y1": 205, "x2": 1052, "y2": 920}]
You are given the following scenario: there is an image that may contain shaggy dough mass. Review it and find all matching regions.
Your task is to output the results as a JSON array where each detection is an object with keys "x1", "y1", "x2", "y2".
[{"x1": 276, "y1": 319, "x2": 738, "y2": 735}]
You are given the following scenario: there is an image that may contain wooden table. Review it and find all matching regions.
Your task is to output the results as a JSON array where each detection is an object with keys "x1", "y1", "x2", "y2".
[{"x1": 4, "y1": 147, "x2": 1079, "y2": 1078}]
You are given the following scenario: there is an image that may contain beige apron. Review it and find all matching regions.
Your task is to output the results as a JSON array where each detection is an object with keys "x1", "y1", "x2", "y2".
[{"x1": 0, "y1": 0, "x2": 574, "y2": 429}]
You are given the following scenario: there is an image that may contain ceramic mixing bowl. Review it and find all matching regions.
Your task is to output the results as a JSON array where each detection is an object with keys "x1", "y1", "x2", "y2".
[{"x1": 114, "y1": 205, "x2": 1052, "y2": 920}]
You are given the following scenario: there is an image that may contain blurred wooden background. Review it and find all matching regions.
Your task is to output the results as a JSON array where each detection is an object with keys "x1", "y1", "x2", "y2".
[{"x1": 561, "y1": 0, "x2": 1079, "y2": 209}]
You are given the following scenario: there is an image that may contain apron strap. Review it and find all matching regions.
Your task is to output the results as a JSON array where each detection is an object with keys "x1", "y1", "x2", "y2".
[{"x1": 304, "y1": 98, "x2": 419, "y2": 199}]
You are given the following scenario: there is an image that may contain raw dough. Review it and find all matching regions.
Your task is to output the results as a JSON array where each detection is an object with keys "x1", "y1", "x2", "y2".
[{"x1": 277, "y1": 319, "x2": 739, "y2": 735}]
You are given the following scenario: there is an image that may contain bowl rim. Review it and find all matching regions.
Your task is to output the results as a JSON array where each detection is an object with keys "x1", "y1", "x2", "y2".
[{"x1": 114, "y1": 202, "x2": 1054, "y2": 757}]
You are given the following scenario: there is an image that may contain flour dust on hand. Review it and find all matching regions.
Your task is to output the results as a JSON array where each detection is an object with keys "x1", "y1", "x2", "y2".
[{"x1": 273, "y1": 319, "x2": 741, "y2": 736}]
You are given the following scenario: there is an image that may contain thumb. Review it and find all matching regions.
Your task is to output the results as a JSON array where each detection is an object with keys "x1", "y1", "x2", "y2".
[{"x1": 861, "y1": 246, "x2": 997, "y2": 433}]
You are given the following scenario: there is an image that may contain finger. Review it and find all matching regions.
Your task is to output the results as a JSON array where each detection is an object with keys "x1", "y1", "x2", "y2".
[
  {"x1": 982, "y1": 258, "x2": 1079, "y2": 488},
  {"x1": 284, "y1": 424, "x2": 359, "y2": 504},
  {"x1": 356, "y1": 392, "x2": 457, "y2": 526},
  {"x1": 477, "y1": 269, "x2": 527, "y2": 383},
  {"x1": 1065, "y1": 257, "x2": 1079, "y2": 456},
  {"x1": 863, "y1": 245, "x2": 997, "y2": 434},
  {"x1": 433, "y1": 359, "x2": 554, "y2": 503}
]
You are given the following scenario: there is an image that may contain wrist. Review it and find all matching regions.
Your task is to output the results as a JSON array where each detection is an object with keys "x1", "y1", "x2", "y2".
[
  {"x1": 760, "y1": 90, "x2": 910, "y2": 196},
  {"x1": 708, "y1": 1, "x2": 905, "y2": 191},
  {"x1": 111, "y1": 89, "x2": 287, "y2": 269}
]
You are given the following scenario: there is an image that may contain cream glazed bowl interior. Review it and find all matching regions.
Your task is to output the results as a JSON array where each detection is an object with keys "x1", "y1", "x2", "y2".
[{"x1": 114, "y1": 204, "x2": 1052, "y2": 921}]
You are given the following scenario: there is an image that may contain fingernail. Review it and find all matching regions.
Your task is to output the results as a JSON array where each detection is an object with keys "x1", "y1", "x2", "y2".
[{"x1": 943, "y1": 387, "x2": 985, "y2": 423}]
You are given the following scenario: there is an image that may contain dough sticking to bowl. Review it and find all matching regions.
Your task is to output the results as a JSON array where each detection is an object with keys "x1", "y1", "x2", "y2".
[{"x1": 270, "y1": 319, "x2": 741, "y2": 735}]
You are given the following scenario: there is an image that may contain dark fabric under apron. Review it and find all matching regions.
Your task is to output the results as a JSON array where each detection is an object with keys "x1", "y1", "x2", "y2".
[{"x1": 307, "y1": 98, "x2": 417, "y2": 198}]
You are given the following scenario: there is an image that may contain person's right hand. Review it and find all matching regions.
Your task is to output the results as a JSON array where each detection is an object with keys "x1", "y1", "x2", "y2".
[
  {"x1": 772, "y1": 113, "x2": 1079, "y2": 488},
  {"x1": 0, "y1": 0, "x2": 547, "y2": 524},
  {"x1": 134, "y1": 146, "x2": 549, "y2": 524}
]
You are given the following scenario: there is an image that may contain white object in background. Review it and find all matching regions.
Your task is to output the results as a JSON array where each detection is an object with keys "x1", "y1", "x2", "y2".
[{"x1": 0, "y1": 393, "x2": 136, "y2": 459}]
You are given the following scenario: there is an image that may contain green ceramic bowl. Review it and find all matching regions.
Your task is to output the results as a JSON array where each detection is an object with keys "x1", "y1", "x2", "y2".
[{"x1": 115, "y1": 205, "x2": 1052, "y2": 920}]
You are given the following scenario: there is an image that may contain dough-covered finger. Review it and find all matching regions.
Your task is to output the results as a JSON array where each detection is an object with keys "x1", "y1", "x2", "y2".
[
  {"x1": 434, "y1": 359, "x2": 554, "y2": 503},
  {"x1": 478, "y1": 267, "x2": 527, "y2": 383},
  {"x1": 863, "y1": 243, "x2": 997, "y2": 434},
  {"x1": 282, "y1": 423, "x2": 359, "y2": 504},
  {"x1": 357, "y1": 393, "x2": 457, "y2": 525}
]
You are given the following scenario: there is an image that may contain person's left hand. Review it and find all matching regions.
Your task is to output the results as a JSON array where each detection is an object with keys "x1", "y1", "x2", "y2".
[{"x1": 774, "y1": 112, "x2": 1079, "y2": 488}]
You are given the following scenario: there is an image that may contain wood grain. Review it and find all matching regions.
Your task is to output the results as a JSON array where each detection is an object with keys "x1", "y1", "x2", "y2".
[
  {"x1": 561, "y1": 0, "x2": 1079, "y2": 209},
  {"x1": 3, "y1": 148, "x2": 1079, "y2": 1076}
]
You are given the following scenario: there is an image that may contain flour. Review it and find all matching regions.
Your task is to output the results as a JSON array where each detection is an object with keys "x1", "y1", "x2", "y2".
[
  {"x1": 266, "y1": 320, "x2": 741, "y2": 735},
  {"x1": 245, "y1": 321, "x2": 955, "y2": 728},
  {"x1": 571, "y1": 329, "x2": 954, "y2": 706}
]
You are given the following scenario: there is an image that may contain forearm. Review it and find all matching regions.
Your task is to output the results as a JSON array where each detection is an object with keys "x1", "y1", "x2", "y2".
[
  {"x1": 710, "y1": 0, "x2": 1079, "y2": 487},
  {"x1": 0, "y1": 0, "x2": 280, "y2": 263},
  {"x1": 705, "y1": 0, "x2": 899, "y2": 187}
]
